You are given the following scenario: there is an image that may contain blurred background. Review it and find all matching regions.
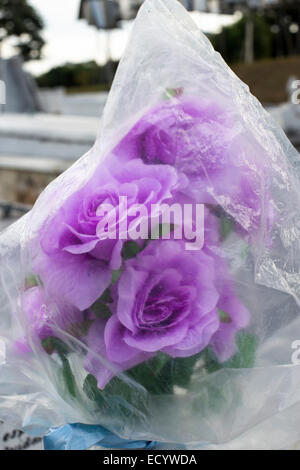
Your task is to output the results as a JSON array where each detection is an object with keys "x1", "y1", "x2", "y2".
[{"x1": 0, "y1": 0, "x2": 300, "y2": 231}]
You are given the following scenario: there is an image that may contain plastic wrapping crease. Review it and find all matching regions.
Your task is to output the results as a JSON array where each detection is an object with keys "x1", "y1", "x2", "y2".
[{"x1": 0, "y1": 0, "x2": 300, "y2": 450}]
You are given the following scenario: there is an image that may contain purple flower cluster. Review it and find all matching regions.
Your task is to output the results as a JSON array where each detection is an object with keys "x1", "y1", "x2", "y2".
[
  {"x1": 113, "y1": 97, "x2": 274, "y2": 234},
  {"x1": 85, "y1": 217, "x2": 249, "y2": 388},
  {"x1": 34, "y1": 159, "x2": 180, "y2": 311},
  {"x1": 21, "y1": 96, "x2": 258, "y2": 388},
  {"x1": 85, "y1": 239, "x2": 232, "y2": 388}
]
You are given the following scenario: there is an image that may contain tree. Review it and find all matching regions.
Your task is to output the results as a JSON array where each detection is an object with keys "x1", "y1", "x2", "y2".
[
  {"x1": 218, "y1": 0, "x2": 300, "y2": 60},
  {"x1": 212, "y1": 13, "x2": 272, "y2": 64},
  {"x1": 36, "y1": 61, "x2": 119, "y2": 90},
  {"x1": 0, "y1": 0, "x2": 44, "y2": 61}
]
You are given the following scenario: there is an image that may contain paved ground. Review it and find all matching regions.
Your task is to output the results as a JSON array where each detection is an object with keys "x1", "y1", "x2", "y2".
[
  {"x1": 0, "y1": 112, "x2": 99, "y2": 163},
  {"x1": 38, "y1": 89, "x2": 108, "y2": 117},
  {"x1": 60, "y1": 92, "x2": 108, "y2": 117},
  {"x1": 0, "y1": 216, "x2": 20, "y2": 232}
]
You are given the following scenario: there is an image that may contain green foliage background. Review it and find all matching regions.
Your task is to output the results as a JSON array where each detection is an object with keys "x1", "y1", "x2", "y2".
[{"x1": 0, "y1": 0, "x2": 44, "y2": 61}]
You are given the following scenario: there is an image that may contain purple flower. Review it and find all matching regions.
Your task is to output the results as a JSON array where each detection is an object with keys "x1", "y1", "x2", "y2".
[
  {"x1": 84, "y1": 319, "x2": 150, "y2": 389},
  {"x1": 34, "y1": 159, "x2": 179, "y2": 311},
  {"x1": 85, "y1": 240, "x2": 221, "y2": 388},
  {"x1": 84, "y1": 210, "x2": 250, "y2": 388},
  {"x1": 211, "y1": 278, "x2": 250, "y2": 361},
  {"x1": 203, "y1": 212, "x2": 250, "y2": 361},
  {"x1": 114, "y1": 97, "x2": 275, "y2": 234},
  {"x1": 21, "y1": 286, "x2": 83, "y2": 341}
]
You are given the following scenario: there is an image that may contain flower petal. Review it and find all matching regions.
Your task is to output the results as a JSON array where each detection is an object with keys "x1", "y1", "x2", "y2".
[
  {"x1": 124, "y1": 320, "x2": 188, "y2": 352},
  {"x1": 163, "y1": 308, "x2": 220, "y2": 357},
  {"x1": 34, "y1": 252, "x2": 111, "y2": 311}
]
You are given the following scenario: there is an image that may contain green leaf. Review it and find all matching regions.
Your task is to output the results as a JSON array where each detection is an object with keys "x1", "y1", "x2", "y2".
[
  {"x1": 220, "y1": 217, "x2": 234, "y2": 240},
  {"x1": 99, "y1": 288, "x2": 113, "y2": 304},
  {"x1": 122, "y1": 241, "x2": 142, "y2": 260},
  {"x1": 240, "y1": 245, "x2": 249, "y2": 260},
  {"x1": 225, "y1": 333, "x2": 257, "y2": 369},
  {"x1": 161, "y1": 353, "x2": 202, "y2": 389},
  {"x1": 152, "y1": 352, "x2": 170, "y2": 374},
  {"x1": 41, "y1": 336, "x2": 71, "y2": 356},
  {"x1": 218, "y1": 309, "x2": 232, "y2": 323},
  {"x1": 151, "y1": 223, "x2": 175, "y2": 240},
  {"x1": 68, "y1": 319, "x2": 94, "y2": 336},
  {"x1": 91, "y1": 300, "x2": 112, "y2": 319},
  {"x1": 83, "y1": 373, "x2": 149, "y2": 423},
  {"x1": 127, "y1": 360, "x2": 171, "y2": 395},
  {"x1": 204, "y1": 333, "x2": 257, "y2": 373},
  {"x1": 127, "y1": 351, "x2": 201, "y2": 393},
  {"x1": 25, "y1": 274, "x2": 39, "y2": 288},
  {"x1": 192, "y1": 334, "x2": 257, "y2": 417},
  {"x1": 90, "y1": 287, "x2": 113, "y2": 320},
  {"x1": 60, "y1": 355, "x2": 77, "y2": 397},
  {"x1": 163, "y1": 88, "x2": 183, "y2": 100},
  {"x1": 83, "y1": 374, "x2": 105, "y2": 406},
  {"x1": 111, "y1": 269, "x2": 122, "y2": 284},
  {"x1": 41, "y1": 337, "x2": 55, "y2": 355},
  {"x1": 42, "y1": 337, "x2": 79, "y2": 399}
]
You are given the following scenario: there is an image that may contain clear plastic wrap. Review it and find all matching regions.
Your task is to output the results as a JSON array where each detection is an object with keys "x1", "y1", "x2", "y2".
[{"x1": 1, "y1": 0, "x2": 300, "y2": 450}]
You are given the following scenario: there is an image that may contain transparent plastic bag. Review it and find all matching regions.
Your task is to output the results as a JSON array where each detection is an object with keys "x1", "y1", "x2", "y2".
[{"x1": 1, "y1": 0, "x2": 300, "y2": 450}]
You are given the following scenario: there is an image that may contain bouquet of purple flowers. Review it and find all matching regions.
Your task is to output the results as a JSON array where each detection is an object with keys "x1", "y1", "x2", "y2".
[{"x1": 1, "y1": 0, "x2": 300, "y2": 450}]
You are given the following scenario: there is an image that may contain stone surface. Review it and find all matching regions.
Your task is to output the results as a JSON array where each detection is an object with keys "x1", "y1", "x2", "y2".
[
  {"x1": 0, "y1": 112, "x2": 99, "y2": 162},
  {"x1": 0, "y1": 111, "x2": 100, "y2": 205}
]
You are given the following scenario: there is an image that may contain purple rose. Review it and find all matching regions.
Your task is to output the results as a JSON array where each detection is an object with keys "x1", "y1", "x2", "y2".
[
  {"x1": 20, "y1": 286, "x2": 83, "y2": 341},
  {"x1": 85, "y1": 240, "x2": 221, "y2": 388},
  {"x1": 113, "y1": 97, "x2": 275, "y2": 235},
  {"x1": 84, "y1": 318, "x2": 151, "y2": 389},
  {"x1": 34, "y1": 159, "x2": 179, "y2": 311},
  {"x1": 84, "y1": 210, "x2": 250, "y2": 388}
]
